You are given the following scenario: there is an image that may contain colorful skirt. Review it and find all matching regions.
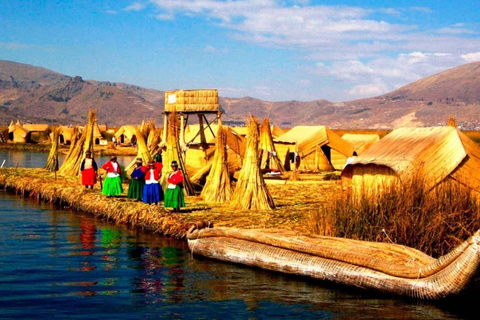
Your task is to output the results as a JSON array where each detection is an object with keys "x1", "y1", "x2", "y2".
[
  {"x1": 143, "y1": 183, "x2": 163, "y2": 204},
  {"x1": 164, "y1": 185, "x2": 185, "y2": 209},
  {"x1": 102, "y1": 176, "x2": 123, "y2": 196},
  {"x1": 127, "y1": 178, "x2": 145, "y2": 200},
  {"x1": 81, "y1": 168, "x2": 96, "y2": 186}
]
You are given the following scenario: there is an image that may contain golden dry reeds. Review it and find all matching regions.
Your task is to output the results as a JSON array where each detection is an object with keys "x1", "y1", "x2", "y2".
[
  {"x1": 164, "y1": 89, "x2": 219, "y2": 112},
  {"x1": 125, "y1": 121, "x2": 154, "y2": 174},
  {"x1": 160, "y1": 112, "x2": 195, "y2": 195},
  {"x1": 447, "y1": 116, "x2": 457, "y2": 127},
  {"x1": 259, "y1": 118, "x2": 284, "y2": 173},
  {"x1": 44, "y1": 126, "x2": 61, "y2": 171},
  {"x1": 59, "y1": 110, "x2": 97, "y2": 176},
  {"x1": 201, "y1": 125, "x2": 233, "y2": 203},
  {"x1": 230, "y1": 116, "x2": 275, "y2": 210},
  {"x1": 313, "y1": 173, "x2": 480, "y2": 257}
]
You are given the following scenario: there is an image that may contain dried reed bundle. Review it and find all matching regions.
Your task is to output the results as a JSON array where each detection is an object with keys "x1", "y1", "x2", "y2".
[
  {"x1": 190, "y1": 163, "x2": 212, "y2": 185},
  {"x1": 58, "y1": 110, "x2": 96, "y2": 176},
  {"x1": 63, "y1": 126, "x2": 80, "y2": 165},
  {"x1": 231, "y1": 116, "x2": 275, "y2": 210},
  {"x1": 164, "y1": 89, "x2": 219, "y2": 112},
  {"x1": 160, "y1": 111, "x2": 180, "y2": 188},
  {"x1": 201, "y1": 126, "x2": 233, "y2": 202},
  {"x1": 259, "y1": 118, "x2": 284, "y2": 173},
  {"x1": 125, "y1": 122, "x2": 153, "y2": 174},
  {"x1": 44, "y1": 126, "x2": 61, "y2": 171},
  {"x1": 447, "y1": 116, "x2": 457, "y2": 127}
]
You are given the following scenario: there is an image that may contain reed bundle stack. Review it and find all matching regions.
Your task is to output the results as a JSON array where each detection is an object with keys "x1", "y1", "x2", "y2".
[
  {"x1": 259, "y1": 118, "x2": 284, "y2": 173},
  {"x1": 201, "y1": 125, "x2": 233, "y2": 203},
  {"x1": 164, "y1": 89, "x2": 219, "y2": 113},
  {"x1": 447, "y1": 116, "x2": 457, "y2": 127},
  {"x1": 44, "y1": 126, "x2": 61, "y2": 172},
  {"x1": 125, "y1": 121, "x2": 155, "y2": 174},
  {"x1": 58, "y1": 110, "x2": 96, "y2": 176},
  {"x1": 231, "y1": 116, "x2": 275, "y2": 210},
  {"x1": 160, "y1": 112, "x2": 195, "y2": 195}
]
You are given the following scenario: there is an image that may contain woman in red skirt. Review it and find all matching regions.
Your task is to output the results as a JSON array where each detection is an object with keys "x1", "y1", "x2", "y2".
[{"x1": 80, "y1": 151, "x2": 98, "y2": 189}]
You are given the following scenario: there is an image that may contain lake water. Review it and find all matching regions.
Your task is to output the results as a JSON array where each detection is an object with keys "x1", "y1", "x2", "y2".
[{"x1": 0, "y1": 149, "x2": 478, "y2": 319}]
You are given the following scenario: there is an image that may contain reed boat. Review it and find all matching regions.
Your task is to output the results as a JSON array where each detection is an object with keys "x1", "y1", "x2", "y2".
[{"x1": 187, "y1": 226, "x2": 480, "y2": 300}]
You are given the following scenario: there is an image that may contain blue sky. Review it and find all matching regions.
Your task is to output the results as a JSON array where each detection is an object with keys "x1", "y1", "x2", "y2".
[{"x1": 1, "y1": 0, "x2": 479, "y2": 102}]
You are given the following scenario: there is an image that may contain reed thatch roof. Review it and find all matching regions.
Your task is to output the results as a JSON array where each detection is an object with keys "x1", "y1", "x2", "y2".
[
  {"x1": 22, "y1": 124, "x2": 49, "y2": 132},
  {"x1": 114, "y1": 125, "x2": 137, "y2": 143},
  {"x1": 274, "y1": 126, "x2": 354, "y2": 171},
  {"x1": 275, "y1": 126, "x2": 353, "y2": 157},
  {"x1": 341, "y1": 133, "x2": 380, "y2": 155},
  {"x1": 342, "y1": 126, "x2": 480, "y2": 192},
  {"x1": 165, "y1": 89, "x2": 219, "y2": 112}
]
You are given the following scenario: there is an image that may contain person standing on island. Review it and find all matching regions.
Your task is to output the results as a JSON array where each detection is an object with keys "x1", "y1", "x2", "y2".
[
  {"x1": 164, "y1": 160, "x2": 185, "y2": 212},
  {"x1": 80, "y1": 151, "x2": 97, "y2": 189},
  {"x1": 101, "y1": 155, "x2": 123, "y2": 197},
  {"x1": 127, "y1": 158, "x2": 145, "y2": 201},
  {"x1": 143, "y1": 160, "x2": 163, "y2": 205}
]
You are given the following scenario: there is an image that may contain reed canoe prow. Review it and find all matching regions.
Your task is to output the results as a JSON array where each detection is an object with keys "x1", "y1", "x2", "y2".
[{"x1": 187, "y1": 226, "x2": 480, "y2": 299}]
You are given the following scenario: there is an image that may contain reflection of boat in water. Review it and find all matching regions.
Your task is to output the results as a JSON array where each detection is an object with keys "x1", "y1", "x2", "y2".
[{"x1": 187, "y1": 226, "x2": 480, "y2": 300}]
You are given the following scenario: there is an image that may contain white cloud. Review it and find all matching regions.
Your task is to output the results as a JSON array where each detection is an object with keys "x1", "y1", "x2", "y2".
[
  {"x1": 203, "y1": 45, "x2": 216, "y2": 53},
  {"x1": 461, "y1": 52, "x2": 480, "y2": 62},
  {"x1": 125, "y1": 2, "x2": 147, "y2": 11},
  {"x1": 437, "y1": 27, "x2": 474, "y2": 35},
  {"x1": 349, "y1": 83, "x2": 386, "y2": 97},
  {"x1": 156, "y1": 13, "x2": 174, "y2": 20},
  {"x1": 143, "y1": 1, "x2": 479, "y2": 101}
]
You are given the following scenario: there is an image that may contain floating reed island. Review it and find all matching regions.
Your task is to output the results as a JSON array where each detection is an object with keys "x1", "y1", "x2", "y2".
[
  {"x1": 3, "y1": 106, "x2": 480, "y2": 299},
  {"x1": 0, "y1": 167, "x2": 338, "y2": 239}
]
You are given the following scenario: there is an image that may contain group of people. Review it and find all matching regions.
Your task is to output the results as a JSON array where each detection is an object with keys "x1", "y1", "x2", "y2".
[{"x1": 80, "y1": 152, "x2": 184, "y2": 212}]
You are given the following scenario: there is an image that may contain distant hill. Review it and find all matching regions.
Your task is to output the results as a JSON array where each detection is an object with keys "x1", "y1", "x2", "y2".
[{"x1": 1, "y1": 60, "x2": 480, "y2": 129}]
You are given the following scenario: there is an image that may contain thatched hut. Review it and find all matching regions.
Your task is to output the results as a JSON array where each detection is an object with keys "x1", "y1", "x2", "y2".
[
  {"x1": 114, "y1": 125, "x2": 137, "y2": 145},
  {"x1": 8, "y1": 121, "x2": 30, "y2": 143},
  {"x1": 330, "y1": 133, "x2": 381, "y2": 169},
  {"x1": 274, "y1": 126, "x2": 354, "y2": 172},
  {"x1": 341, "y1": 133, "x2": 380, "y2": 155},
  {"x1": 341, "y1": 126, "x2": 480, "y2": 196}
]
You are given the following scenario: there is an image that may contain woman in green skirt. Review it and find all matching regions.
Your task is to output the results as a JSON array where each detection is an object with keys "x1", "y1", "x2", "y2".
[
  {"x1": 164, "y1": 160, "x2": 185, "y2": 212},
  {"x1": 127, "y1": 158, "x2": 145, "y2": 200},
  {"x1": 101, "y1": 155, "x2": 123, "y2": 197}
]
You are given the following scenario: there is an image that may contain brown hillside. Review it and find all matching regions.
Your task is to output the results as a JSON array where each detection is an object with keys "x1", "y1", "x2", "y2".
[{"x1": 1, "y1": 60, "x2": 480, "y2": 129}]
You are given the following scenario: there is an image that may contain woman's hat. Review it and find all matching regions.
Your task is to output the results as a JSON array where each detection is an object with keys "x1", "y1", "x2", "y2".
[
  {"x1": 135, "y1": 158, "x2": 143, "y2": 164},
  {"x1": 171, "y1": 160, "x2": 178, "y2": 167},
  {"x1": 110, "y1": 155, "x2": 117, "y2": 160}
]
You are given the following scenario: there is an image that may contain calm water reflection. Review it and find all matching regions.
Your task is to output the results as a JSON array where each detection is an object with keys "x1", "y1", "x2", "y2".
[
  {"x1": 0, "y1": 150, "x2": 134, "y2": 169},
  {"x1": 0, "y1": 192, "x2": 477, "y2": 319}
]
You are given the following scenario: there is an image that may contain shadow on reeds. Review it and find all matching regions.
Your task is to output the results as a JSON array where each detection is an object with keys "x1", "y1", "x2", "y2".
[{"x1": 309, "y1": 174, "x2": 480, "y2": 257}]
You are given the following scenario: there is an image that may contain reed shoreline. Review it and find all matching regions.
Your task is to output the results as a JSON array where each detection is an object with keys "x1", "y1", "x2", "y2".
[{"x1": 0, "y1": 168, "x2": 339, "y2": 239}]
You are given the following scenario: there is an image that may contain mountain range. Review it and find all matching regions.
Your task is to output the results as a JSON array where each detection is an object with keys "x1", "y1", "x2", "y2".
[{"x1": 1, "y1": 60, "x2": 480, "y2": 129}]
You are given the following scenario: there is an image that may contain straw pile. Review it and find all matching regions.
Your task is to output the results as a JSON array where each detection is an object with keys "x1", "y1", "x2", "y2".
[
  {"x1": 125, "y1": 121, "x2": 155, "y2": 174},
  {"x1": 44, "y1": 126, "x2": 61, "y2": 172},
  {"x1": 231, "y1": 116, "x2": 275, "y2": 210},
  {"x1": 447, "y1": 116, "x2": 457, "y2": 127},
  {"x1": 164, "y1": 89, "x2": 219, "y2": 112},
  {"x1": 58, "y1": 110, "x2": 96, "y2": 176},
  {"x1": 259, "y1": 118, "x2": 284, "y2": 173},
  {"x1": 160, "y1": 112, "x2": 195, "y2": 195},
  {"x1": 201, "y1": 125, "x2": 233, "y2": 202}
]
